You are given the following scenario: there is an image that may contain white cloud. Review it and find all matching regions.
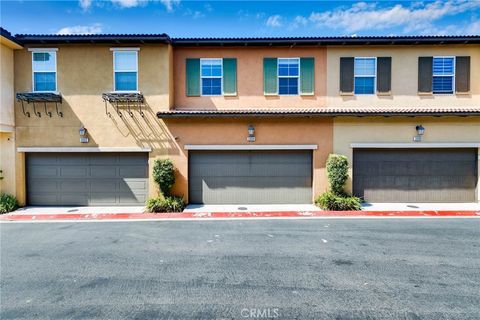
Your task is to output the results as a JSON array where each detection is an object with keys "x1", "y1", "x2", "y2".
[
  {"x1": 160, "y1": 0, "x2": 180, "y2": 12},
  {"x1": 307, "y1": 0, "x2": 480, "y2": 33},
  {"x1": 266, "y1": 15, "x2": 282, "y2": 27},
  {"x1": 79, "y1": 0, "x2": 92, "y2": 10},
  {"x1": 109, "y1": 0, "x2": 179, "y2": 11},
  {"x1": 57, "y1": 23, "x2": 103, "y2": 35},
  {"x1": 289, "y1": 15, "x2": 308, "y2": 29}
]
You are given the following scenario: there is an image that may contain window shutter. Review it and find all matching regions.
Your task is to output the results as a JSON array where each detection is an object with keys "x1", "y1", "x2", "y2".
[
  {"x1": 340, "y1": 57, "x2": 354, "y2": 94},
  {"x1": 300, "y1": 57, "x2": 315, "y2": 95},
  {"x1": 186, "y1": 58, "x2": 200, "y2": 96},
  {"x1": 418, "y1": 57, "x2": 433, "y2": 94},
  {"x1": 376, "y1": 57, "x2": 391, "y2": 94},
  {"x1": 455, "y1": 56, "x2": 470, "y2": 93},
  {"x1": 263, "y1": 58, "x2": 278, "y2": 95},
  {"x1": 222, "y1": 58, "x2": 237, "y2": 96}
]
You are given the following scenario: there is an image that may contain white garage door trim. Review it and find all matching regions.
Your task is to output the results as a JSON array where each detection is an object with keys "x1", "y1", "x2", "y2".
[
  {"x1": 18, "y1": 147, "x2": 152, "y2": 153},
  {"x1": 184, "y1": 144, "x2": 318, "y2": 150},
  {"x1": 351, "y1": 142, "x2": 480, "y2": 149}
]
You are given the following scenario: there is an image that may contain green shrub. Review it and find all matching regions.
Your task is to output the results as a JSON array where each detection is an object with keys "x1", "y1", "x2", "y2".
[
  {"x1": 315, "y1": 192, "x2": 361, "y2": 211},
  {"x1": 146, "y1": 196, "x2": 186, "y2": 213},
  {"x1": 152, "y1": 159, "x2": 175, "y2": 196},
  {"x1": 0, "y1": 193, "x2": 19, "y2": 214},
  {"x1": 315, "y1": 154, "x2": 361, "y2": 211},
  {"x1": 326, "y1": 154, "x2": 349, "y2": 196}
]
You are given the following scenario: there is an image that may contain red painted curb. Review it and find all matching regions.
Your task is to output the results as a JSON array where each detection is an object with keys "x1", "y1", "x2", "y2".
[{"x1": 1, "y1": 210, "x2": 479, "y2": 221}]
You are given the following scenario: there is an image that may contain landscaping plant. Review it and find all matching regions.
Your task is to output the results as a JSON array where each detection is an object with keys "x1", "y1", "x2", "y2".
[
  {"x1": 0, "y1": 193, "x2": 19, "y2": 214},
  {"x1": 147, "y1": 158, "x2": 186, "y2": 213},
  {"x1": 315, "y1": 154, "x2": 362, "y2": 211}
]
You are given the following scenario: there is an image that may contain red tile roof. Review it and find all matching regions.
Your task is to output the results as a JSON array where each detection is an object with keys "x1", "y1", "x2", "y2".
[{"x1": 157, "y1": 107, "x2": 480, "y2": 118}]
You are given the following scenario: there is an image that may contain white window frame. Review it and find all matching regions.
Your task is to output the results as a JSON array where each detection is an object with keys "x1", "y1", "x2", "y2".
[
  {"x1": 277, "y1": 57, "x2": 300, "y2": 96},
  {"x1": 432, "y1": 56, "x2": 455, "y2": 95},
  {"x1": 354, "y1": 57, "x2": 377, "y2": 95},
  {"x1": 200, "y1": 58, "x2": 223, "y2": 96},
  {"x1": 112, "y1": 49, "x2": 139, "y2": 93},
  {"x1": 30, "y1": 49, "x2": 58, "y2": 93}
]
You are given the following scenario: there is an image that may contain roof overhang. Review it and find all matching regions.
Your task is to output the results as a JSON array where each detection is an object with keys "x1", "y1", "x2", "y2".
[
  {"x1": 157, "y1": 108, "x2": 480, "y2": 118},
  {"x1": 172, "y1": 36, "x2": 480, "y2": 47},
  {"x1": 0, "y1": 28, "x2": 22, "y2": 49},
  {"x1": 15, "y1": 34, "x2": 171, "y2": 45}
]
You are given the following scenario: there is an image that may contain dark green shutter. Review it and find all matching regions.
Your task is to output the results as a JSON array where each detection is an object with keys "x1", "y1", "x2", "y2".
[
  {"x1": 186, "y1": 58, "x2": 200, "y2": 96},
  {"x1": 418, "y1": 57, "x2": 433, "y2": 94},
  {"x1": 376, "y1": 57, "x2": 392, "y2": 94},
  {"x1": 264, "y1": 58, "x2": 277, "y2": 95},
  {"x1": 300, "y1": 57, "x2": 315, "y2": 95},
  {"x1": 340, "y1": 57, "x2": 354, "y2": 94},
  {"x1": 455, "y1": 56, "x2": 470, "y2": 93},
  {"x1": 222, "y1": 58, "x2": 237, "y2": 96}
]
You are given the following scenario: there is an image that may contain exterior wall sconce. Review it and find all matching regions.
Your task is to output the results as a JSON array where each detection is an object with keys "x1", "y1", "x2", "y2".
[
  {"x1": 247, "y1": 124, "x2": 255, "y2": 142},
  {"x1": 413, "y1": 125, "x2": 425, "y2": 142},
  {"x1": 79, "y1": 126, "x2": 89, "y2": 143}
]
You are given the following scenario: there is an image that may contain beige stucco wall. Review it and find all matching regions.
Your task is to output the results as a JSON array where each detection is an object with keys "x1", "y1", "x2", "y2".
[
  {"x1": 164, "y1": 118, "x2": 333, "y2": 202},
  {"x1": 14, "y1": 44, "x2": 173, "y2": 204},
  {"x1": 1, "y1": 43, "x2": 15, "y2": 131},
  {"x1": 0, "y1": 132, "x2": 16, "y2": 195},
  {"x1": 327, "y1": 45, "x2": 480, "y2": 108},
  {"x1": 174, "y1": 47, "x2": 327, "y2": 109},
  {"x1": 333, "y1": 116, "x2": 480, "y2": 201}
]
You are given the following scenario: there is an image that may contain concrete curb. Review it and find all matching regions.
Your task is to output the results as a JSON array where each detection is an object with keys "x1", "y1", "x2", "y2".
[{"x1": 1, "y1": 210, "x2": 479, "y2": 222}]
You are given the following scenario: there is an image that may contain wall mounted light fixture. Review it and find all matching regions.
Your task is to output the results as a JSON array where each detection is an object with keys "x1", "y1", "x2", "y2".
[
  {"x1": 413, "y1": 124, "x2": 425, "y2": 142},
  {"x1": 247, "y1": 124, "x2": 255, "y2": 142},
  {"x1": 79, "y1": 126, "x2": 89, "y2": 143}
]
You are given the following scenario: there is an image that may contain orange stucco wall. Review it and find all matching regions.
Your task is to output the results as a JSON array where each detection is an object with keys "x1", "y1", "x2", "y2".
[
  {"x1": 164, "y1": 117, "x2": 333, "y2": 201},
  {"x1": 173, "y1": 47, "x2": 327, "y2": 109}
]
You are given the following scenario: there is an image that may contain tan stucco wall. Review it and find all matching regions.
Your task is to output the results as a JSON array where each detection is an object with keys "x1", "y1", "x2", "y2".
[
  {"x1": 1, "y1": 43, "x2": 15, "y2": 131},
  {"x1": 327, "y1": 45, "x2": 480, "y2": 108},
  {"x1": 14, "y1": 44, "x2": 173, "y2": 204},
  {"x1": 333, "y1": 116, "x2": 480, "y2": 200},
  {"x1": 164, "y1": 118, "x2": 333, "y2": 201},
  {"x1": 174, "y1": 47, "x2": 327, "y2": 109},
  {"x1": 0, "y1": 132, "x2": 16, "y2": 195}
]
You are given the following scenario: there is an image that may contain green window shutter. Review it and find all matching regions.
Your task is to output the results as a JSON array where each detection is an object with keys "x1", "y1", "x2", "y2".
[
  {"x1": 300, "y1": 57, "x2": 315, "y2": 95},
  {"x1": 186, "y1": 58, "x2": 200, "y2": 96},
  {"x1": 263, "y1": 58, "x2": 277, "y2": 95},
  {"x1": 222, "y1": 58, "x2": 237, "y2": 96}
]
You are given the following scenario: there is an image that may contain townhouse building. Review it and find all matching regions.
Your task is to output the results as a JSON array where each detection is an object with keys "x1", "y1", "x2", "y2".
[{"x1": 1, "y1": 29, "x2": 479, "y2": 206}]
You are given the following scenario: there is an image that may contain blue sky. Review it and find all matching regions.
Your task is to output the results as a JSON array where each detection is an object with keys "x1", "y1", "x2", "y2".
[{"x1": 1, "y1": 0, "x2": 479, "y2": 37}]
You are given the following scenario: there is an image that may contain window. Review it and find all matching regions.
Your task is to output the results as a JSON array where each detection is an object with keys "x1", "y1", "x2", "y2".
[
  {"x1": 433, "y1": 57, "x2": 455, "y2": 94},
  {"x1": 354, "y1": 57, "x2": 376, "y2": 94},
  {"x1": 113, "y1": 50, "x2": 138, "y2": 91},
  {"x1": 32, "y1": 51, "x2": 57, "y2": 92},
  {"x1": 201, "y1": 58, "x2": 222, "y2": 96},
  {"x1": 278, "y1": 58, "x2": 299, "y2": 95}
]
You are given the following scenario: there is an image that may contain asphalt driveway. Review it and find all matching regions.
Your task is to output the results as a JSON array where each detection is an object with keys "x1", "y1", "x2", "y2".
[{"x1": 1, "y1": 219, "x2": 479, "y2": 319}]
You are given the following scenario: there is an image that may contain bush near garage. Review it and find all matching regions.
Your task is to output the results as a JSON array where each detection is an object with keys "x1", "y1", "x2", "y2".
[
  {"x1": 315, "y1": 154, "x2": 362, "y2": 211},
  {"x1": 0, "y1": 193, "x2": 19, "y2": 214},
  {"x1": 146, "y1": 196, "x2": 186, "y2": 213},
  {"x1": 147, "y1": 159, "x2": 186, "y2": 213},
  {"x1": 152, "y1": 159, "x2": 176, "y2": 197}
]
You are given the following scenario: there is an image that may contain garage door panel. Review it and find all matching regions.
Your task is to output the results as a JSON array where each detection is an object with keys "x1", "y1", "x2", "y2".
[
  {"x1": 189, "y1": 151, "x2": 312, "y2": 204},
  {"x1": 353, "y1": 149, "x2": 477, "y2": 203},
  {"x1": 60, "y1": 180, "x2": 88, "y2": 192},
  {"x1": 91, "y1": 166, "x2": 117, "y2": 178},
  {"x1": 60, "y1": 166, "x2": 88, "y2": 178},
  {"x1": 27, "y1": 153, "x2": 148, "y2": 206}
]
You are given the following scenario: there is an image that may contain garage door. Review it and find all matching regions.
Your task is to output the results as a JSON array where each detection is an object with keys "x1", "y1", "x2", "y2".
[
  {"x1": 27, "y1": 153, "x2": 148, "y2": 206},
  {"x1": 353, "y1": 149, "x2": 477, "y2": 203},
  {"x1": 189, "y1": 150, "x2": 312, "y2": 204}
]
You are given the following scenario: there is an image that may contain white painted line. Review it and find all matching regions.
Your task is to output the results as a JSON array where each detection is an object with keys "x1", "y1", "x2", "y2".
[{"x1": 1, "y1": 216, "x2": 479, "y2": 224}]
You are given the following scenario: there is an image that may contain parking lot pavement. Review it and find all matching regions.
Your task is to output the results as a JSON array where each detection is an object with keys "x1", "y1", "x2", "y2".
[{"x1": 1, "y1": 218, "x2": 480, "y2": 319}]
